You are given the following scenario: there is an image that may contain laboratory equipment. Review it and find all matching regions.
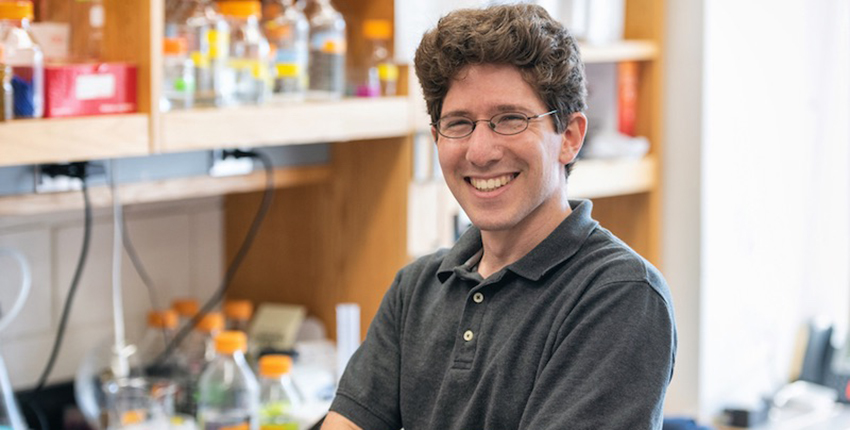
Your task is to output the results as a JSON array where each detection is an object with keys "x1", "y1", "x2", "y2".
[
  {"x1": 197, "y1": 331, "x2": 260, "y2": 430},
  {"x1": 0, "y1": 0, "x2": 44, "y2": 118}
]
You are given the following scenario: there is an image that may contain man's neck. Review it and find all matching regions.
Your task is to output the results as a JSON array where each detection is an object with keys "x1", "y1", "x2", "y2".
[{"x1": 476, "y1": 197, "x2": 573, "y2": 278}]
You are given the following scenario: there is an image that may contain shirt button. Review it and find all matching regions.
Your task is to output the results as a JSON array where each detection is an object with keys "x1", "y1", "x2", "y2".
[
  {"x1": 463, "y1": 330, "x2": 474, "y2": 341},
  {"x1": 473, "y1": 292, "x2": 484, "y2": 303}
]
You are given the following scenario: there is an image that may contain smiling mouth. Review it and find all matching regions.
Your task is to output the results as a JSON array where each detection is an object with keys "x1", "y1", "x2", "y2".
[{"x1": 467, "y1": 173, "x2": 518, "y2": 192}]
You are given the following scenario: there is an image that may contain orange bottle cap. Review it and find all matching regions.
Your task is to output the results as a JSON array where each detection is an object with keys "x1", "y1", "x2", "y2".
[
  {"x1": 214, "y1": 330, "x2": 247, "y2": 354},
  {"x1": 218, "y1": 1, "x2": 261, "y2": 18},
  {"x1": 163, "y1": 37, "x2": 187, "y2": 55},
  {"x1": 172, "y1": 299, "x2": 199, "y2": 318},
  {"x1": 363, "y1": 19, "x2": 391, "y2": 40},
  {"x1": 148, "y1": 309, "x2": 178, "y2": 329},
  {"x1": 224, "y1": 299, "x2": 253, "y2": 321},
  {"x1": 259, "y1": 354, "x2": 292, "y2": 377},
  {"x1": 196, "y1": 312, "x2": 224, "y2": 333},
  {"x1": 0, "y1": 1, "x2": 34, "y2": 21}
]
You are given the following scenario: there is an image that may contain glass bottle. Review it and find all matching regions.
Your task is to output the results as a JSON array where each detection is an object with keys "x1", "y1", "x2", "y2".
[
  {"x1": 356, "y1": 19, "x2": 396, "y2": 97},
  {"x1": 162, "y1": 36, "x2": 195, "y2": 111},
  {"x1": 0, "y1": 45, "x2": 12, "y2": 122},
  {"x1": 263, "y1": 0, "x2": 308, "y2": 101},
  {"x1": 219, "y1": 0, "x2": 272, "y2": 105},
  {"x1": 224, "y1": 299, "x2": 253, "y2": 333},
  {"x1": 171, "y1": 0, "x2": 232, "y2": 107},
  {"x1": 176, "y1": 312, "x2": 224, "y2": 417},
  {"x1": 306, "y1": 0, "x2": 345, "y2": 100},
  {"x1": 197, "y1": 331, "x2": 260, "y2": 430},
  {"x1": 172, "y1": 298, "x2": 200, "y2": 330},
  {"x1": 136, "y1": 310, "x2": 180, "y2": 375},
  {"x1": 258, "y1": 355, "x2": 301, "y2": 430},
  {"x1": 0, "y1": 0, "x2": 43, "y2": 118},
  {"x1": 69, "y1": 0, "x2": 104, "y2": 61}
]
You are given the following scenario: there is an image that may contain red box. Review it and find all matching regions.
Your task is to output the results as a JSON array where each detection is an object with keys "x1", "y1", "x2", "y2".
[{"x1": 44, "y1": 62, "x2": 137, "y2": 118}]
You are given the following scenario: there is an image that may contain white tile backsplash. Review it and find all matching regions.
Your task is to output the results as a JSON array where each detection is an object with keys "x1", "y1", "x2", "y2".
[{"x1": 0, "y1": 197, "x2": 224, "y2": 389}]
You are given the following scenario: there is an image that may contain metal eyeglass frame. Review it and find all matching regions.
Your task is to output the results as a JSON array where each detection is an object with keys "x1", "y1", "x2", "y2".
[{"x1": 431, "y1": 110, "x2": 559, "y2": 139}]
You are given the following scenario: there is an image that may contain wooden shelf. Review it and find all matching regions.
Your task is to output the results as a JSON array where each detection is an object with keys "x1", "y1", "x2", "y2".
[
  {"x1": 570, "y1": 155, "x2": 657, "y2": 199},
  {"x1": 0, "y1": 114, "x2": 149, "y2": 167},
  {"x1": 160, "y1": 97, "x2": 412, "y2": 152},
  {"x1": 0, "y1": 164, "x2": 331, "y2": 217},
  {"x1": 580, "y1": 39, "x2": 659, "y2": 63}
]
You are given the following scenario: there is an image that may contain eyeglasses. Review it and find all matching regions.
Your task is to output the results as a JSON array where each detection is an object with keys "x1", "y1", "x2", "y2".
[{"x1": 431, "y1": 110, "x2": 559, "y2": 139}]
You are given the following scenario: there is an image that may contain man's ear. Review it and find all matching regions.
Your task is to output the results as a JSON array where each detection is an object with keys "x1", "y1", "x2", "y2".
[
  {"x1": 431, "y1": 126, "x2": 439, "y2": 144},
  {"x1": 559, "y1": 112, "x2": 587, "y2": 165}
]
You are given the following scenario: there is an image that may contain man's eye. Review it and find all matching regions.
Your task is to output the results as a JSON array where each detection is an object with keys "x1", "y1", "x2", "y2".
[
  {"x1": 496, "y1": 114, "x2": 526, "y2": 123},
  {"x1": 444, "y1": 119, "x2": 471, "y2": 129}
]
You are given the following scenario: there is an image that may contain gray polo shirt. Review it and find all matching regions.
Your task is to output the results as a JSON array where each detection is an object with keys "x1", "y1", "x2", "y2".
[{"x1": 331, "y1": 200, "x2": 677, "y2": 430}]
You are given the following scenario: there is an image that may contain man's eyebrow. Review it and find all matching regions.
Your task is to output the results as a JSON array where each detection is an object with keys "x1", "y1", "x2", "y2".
[{"x1": 441, "y1": 105, "x2": 533, "y2": 118}]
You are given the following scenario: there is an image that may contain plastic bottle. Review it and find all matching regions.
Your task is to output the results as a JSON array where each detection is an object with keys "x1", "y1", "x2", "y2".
[
  {"x1": 0, "y1": 0, "x2": 43, "y2": 118},
  {"x1": 162, "y1": 37, "x2": 195, "y2": 111},
  {"x1": 258, "y1": 355, "x2": 301, "y2": 430},
  {"x1": 219, "y1": 0, "x2": 272, "y2": 105},
  {"x1": 136, "y1": 310, "x2": 180, "y2": 374},
  {"x1": 224, "y1": 299, "x2": 254, "y2": 333},
  {"x1": 263, "y1": 0, "x2": 308, "y2": 101},
  {"x1": 354, "y1": 19, "x2": 396, "y2": 98},
  {"x1": 171, "y1": 0, "x2": 233, "y2": 107},
  {"x1": 177, "y1": 312, "x2": 224, "y2": 417},
  {"x1": 172, "y1": 298, "x2": 200, "y2": 330},
  {"x1": 69, "y1": 0, "x2": 104, "y2": 61},
  {"x1": 306, "y1": 0, "x2": 345, "y2": 99},
  {"x1": 197, "y1": 331, "x2": 260, "y2": 430},
  {"x1": 0, "y1": 45, "x2": 12, "y2": 122}
]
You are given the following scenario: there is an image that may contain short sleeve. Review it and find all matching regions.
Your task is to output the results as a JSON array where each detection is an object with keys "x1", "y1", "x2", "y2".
[{"x1": 329, "y1": 271, "x2": 405, "y2": 430}]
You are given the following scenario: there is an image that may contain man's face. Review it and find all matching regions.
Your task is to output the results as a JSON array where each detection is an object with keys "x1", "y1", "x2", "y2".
[{"x1": 434, "y1": 64, "x2": 581, "y2": 234}]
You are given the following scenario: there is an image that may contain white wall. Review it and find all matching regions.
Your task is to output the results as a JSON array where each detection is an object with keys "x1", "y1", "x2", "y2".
[
  {"x1": 664, "y1": 0, "x2": 850, "y2": 420},
  {"x1": 0, "y1": 198, "x2": 224, "y2": 389}
]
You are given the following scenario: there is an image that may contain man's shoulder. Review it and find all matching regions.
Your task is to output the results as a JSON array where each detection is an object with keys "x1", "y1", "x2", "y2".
[{"x1": 395, "y1": 247, "x2": 452, "y2": 286}]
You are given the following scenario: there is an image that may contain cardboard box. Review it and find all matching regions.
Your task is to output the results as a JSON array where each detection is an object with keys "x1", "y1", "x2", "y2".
[{"x1": 44, "y1": 63, "x2": 136, "y2": 118}]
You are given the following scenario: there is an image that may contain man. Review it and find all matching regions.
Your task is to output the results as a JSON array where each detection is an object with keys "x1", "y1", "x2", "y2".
[{"x1": 323, "y1": 4, "x2": 676, "y2": 429}]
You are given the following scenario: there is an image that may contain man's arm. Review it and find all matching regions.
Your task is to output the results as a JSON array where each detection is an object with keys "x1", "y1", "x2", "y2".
[{"x1": 321, "y1": 412, "x2": 364, "y2": 430}]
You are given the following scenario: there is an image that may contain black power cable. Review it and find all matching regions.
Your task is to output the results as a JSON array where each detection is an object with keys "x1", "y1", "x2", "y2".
[
  {"x1": 156, "y1": 149, "x2": 275, "y2": 363},
  {"x1": 121, "y1": 212, "x2": 161, "y2": 311}
]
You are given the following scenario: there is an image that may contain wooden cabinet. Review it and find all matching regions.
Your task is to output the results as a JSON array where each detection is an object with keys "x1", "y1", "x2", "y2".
[{"x1": 0, "y1": 0, "x2": 665, "y2": 340}]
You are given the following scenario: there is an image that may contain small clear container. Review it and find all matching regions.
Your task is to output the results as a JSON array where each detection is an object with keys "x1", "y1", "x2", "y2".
[
  {"x1": 162, "y1": 37, "x2": 195, "y2": 111},
  {"x1": 69, "y1": 0, "x2": 105, "y2": 61},
  {"x1": 219, "y1": 0, "x2": 272, "y2": 105},
  {"x1": 355, "y1": 19, "x2": 397, "y2": 97},
  {"x1": 306, "y1": 0, "x2": 345, "y2": 100},
  {"x1": 0, "y1": 0, "x2": 44, "y2": 119},
  {"x1": 258, "y1": 355, "x2": 302, "y2": 430},
  {"x1": 263, "y1": 0, "x2": 308, "y2": 101}
]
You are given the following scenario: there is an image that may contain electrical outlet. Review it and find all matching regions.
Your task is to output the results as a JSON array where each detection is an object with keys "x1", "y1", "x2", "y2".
[
  {"x1": 34, "y1": 162, "x2": 105, "y2": 193},
  {"x1": 209, "y1": 149, "x2": 254, "y2": 177}
]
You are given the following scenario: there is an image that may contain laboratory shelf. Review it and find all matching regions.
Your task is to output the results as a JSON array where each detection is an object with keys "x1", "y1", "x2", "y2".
[
  {"x1": 580, "y1": 39, "x2": 659, "y2": 63},
  {"x1": 160, "y1": 96, "x2": 412, "y2": 152},
  {"x1": 0, "y1": 114, "x2": 150, "y2": 167},
  {"x1": 570, "y1": 155, "x2": 658, "y2": 199}
]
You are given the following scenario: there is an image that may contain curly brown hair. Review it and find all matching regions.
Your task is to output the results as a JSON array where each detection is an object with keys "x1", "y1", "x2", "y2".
[{"x1": 414, "y1": 3, "x2": 587, "y2": 135}]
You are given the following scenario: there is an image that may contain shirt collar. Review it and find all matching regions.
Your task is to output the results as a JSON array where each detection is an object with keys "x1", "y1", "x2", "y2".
[{"x1": 437, "y1": 199, "x2": 599, "y2": 283}]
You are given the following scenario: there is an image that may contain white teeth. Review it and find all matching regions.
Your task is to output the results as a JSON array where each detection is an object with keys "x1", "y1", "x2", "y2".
[{"x1": 470, "y1": 174, "x2": 514, "y2": 191}]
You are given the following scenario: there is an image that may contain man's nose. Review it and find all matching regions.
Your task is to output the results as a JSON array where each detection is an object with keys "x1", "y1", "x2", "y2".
[{"x1": 465, "y1": 122, "x2": 503, "y2": 167}]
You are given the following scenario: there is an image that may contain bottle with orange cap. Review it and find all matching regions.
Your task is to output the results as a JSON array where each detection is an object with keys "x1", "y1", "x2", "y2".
[
  {"x1": 223, "y1": 299, "x2": 254, "y2": 333},
  {"x1": 197, "y1": 330, "x2": 260, "y2": 430},
  {"x1": 0, "y1": 44, "x2": 12, "y2": 121},
  {"x1": 173, "y1": 298, "x2": 201, "y2": 330},
  {"x1": 136, "y1": 309, "x2": 182, "y2": 375},
  {"x1": 178, "y1": 311, "x2": 224, "y2": 417},
  {"x1": 305, "y1": 0, "x2": 345, "y2": 100},
  {"x1": 258, "y1": 354, "x2": 301, "y2": 430},
  {"x1": 0, "y1": 0, "x2": 43, "y2": 118},
  {"x1": 162, "y1": 36, "x2": 196, "y2": 111},
  {"x1": 219, "y1": 0, "x2": 272, "y2": 105},
  {"x1": 354, "y1": 19, "x2": 396, "y2": 98},
  {"x1": 262, "y1": 0, "x2": 308, "y2": 100}
]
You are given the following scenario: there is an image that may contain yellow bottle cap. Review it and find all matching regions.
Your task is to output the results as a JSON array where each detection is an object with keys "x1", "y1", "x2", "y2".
[
  {"x1": 0, "y1": 1, "x2": 34, "y2": 21},
  {"x1": 224, "y1": 299, "x2": 253, "y2": 321},
  {"x1": 215, "y1": 330, "x2": 248, "y2": 354},
  {"x1": 196, "y1": 312, "x2": 224, "y2": 333},
  {"x1": 218, "y1": 1, "x2": 261, "y2": 18},
  {"x1": 259, "y1": 354, "x2": 292, "y2": 377},
  {"x1": 148, "y1": 309, "x2": 178, "y2": 329},
  {"x1": 363, "y1": 19, "x2": 391, "y2": 40},
  {"x1": 172, "y1": 298, "x2": 200, "y2": 318}
]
